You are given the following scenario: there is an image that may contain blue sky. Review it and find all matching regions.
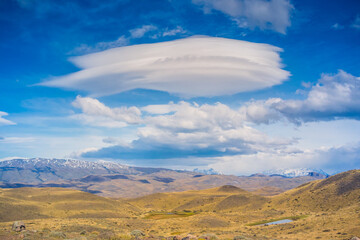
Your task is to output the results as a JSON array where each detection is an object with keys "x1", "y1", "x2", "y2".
[{"x1": 1, "y1": 0, "x2": 360, "y2": 175}]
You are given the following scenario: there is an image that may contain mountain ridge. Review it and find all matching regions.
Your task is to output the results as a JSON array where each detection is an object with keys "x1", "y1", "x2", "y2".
[{"x1": 0, "y1": 158, "x2": 328, "y2": 198}]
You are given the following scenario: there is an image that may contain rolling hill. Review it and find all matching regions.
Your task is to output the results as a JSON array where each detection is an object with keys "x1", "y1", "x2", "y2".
[
  {"x1": 0, "y1": 187, "x2": 139, "y2": 222},
  {"x1": 0, "y1": 169, "x2": 359, "y2": 239}
]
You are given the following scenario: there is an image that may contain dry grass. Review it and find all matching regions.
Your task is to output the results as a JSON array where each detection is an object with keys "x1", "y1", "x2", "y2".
[{"x1": 0, "y1": 170, "x2": 359, "y2": 239}]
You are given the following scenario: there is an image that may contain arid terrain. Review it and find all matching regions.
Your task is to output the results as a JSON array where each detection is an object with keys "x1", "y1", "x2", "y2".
[{"x1": 0, "y1": 170, "x2": 359, "y2": 239}]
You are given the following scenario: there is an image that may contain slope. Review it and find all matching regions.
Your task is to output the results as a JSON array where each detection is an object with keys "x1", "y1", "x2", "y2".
[
  {"x1": 271, "y1": 169, "x2": 360, "y2": 212},
  {"x1": 0, "y1": 187, "x2": 139, "y2": 222}
]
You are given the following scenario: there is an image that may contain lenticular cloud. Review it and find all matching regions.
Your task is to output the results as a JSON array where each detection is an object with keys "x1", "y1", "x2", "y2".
[{"x1": 41, "y1": 36, "x2": 290, "y2": 97}]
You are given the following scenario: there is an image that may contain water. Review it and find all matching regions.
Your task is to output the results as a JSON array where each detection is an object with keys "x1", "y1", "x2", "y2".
[{"x1": 261, "y1": 219, "x2": 293, "y2": 226}]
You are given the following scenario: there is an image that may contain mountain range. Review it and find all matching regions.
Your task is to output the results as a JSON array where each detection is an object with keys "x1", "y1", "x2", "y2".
[{"x1": 0, "y1": 158, "x2": 328, "y2": 198}]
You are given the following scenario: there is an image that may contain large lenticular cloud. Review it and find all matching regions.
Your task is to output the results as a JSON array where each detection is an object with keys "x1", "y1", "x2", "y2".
[{"x1": 40, "y1": 36, "x2": 290, "y2": 98}]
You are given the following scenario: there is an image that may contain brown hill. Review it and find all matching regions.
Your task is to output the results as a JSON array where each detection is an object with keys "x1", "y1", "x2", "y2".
[
  {"x1": 271, "y1": 169, "x2": 360, "y2": 211},
  {"x1": 0, "y1": 187, "x2": 139, "y2": 222},
  {"x1": 129, "y1": 185, "x2": 267, "y2": 213}
]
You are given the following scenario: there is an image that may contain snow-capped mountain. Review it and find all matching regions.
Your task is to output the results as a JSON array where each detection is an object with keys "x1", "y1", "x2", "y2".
[
  {"x1": 262, "y1": 168, "x2": 329, "y2": 178},
  {"x1": 0, "y1": 158, "x2": 129, "y2": 170},
  {"x1": 0, "y1": 158, "x2": 137, "y2": 183},
  {"x1": 193, "y1": 168, "x2": 222, "y2": 175}
]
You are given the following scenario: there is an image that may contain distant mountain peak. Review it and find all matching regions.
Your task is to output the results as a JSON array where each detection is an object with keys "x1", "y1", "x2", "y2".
[{"x1": 262, "y1": 168, "x2": 329, "y2": 178}]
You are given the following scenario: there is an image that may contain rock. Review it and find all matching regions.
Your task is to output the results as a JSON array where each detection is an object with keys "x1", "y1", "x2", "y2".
[
  {"x1": 131, "y1": 230, "x2": 146, "y2": 239},
  {"x1": 199, "y1": 233, "x2": 218, "y2": 240},
  {"x1": 349, "y1": 237, "x2": 360, "y2": 240},
  {"x1": 182, "y1": 234, "x2": 197, "y2": 240},
  {"x1": 12, "y1": 221, "x2": 26, "y2": 232},
  {"x1": 233, "y1": 236, "x2": 250, "y2": 240},
  {"x1": 49, "y1": 231, "x2": 67, "y2": 239}
]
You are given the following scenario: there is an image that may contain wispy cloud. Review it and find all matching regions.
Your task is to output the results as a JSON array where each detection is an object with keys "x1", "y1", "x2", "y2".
[
  {"x1": 351, "y1": 15, "x2": 360, "y2": 29},
  {"x1": 150, "y1": 26, "x2": 188, "y2": 38},
  {"x1": 192, "y1": 0, "x2": 293, "y2": 34},
  {"x1": 40, "y1": 36, "x2": 290, "y2": 98},
  {"x1": 130, "y1": 25, "x2": 158, "y2": 38},
  {"x1": 70, "y1": 36, "x2": 128, "y2": 55},
  {"x1": 331, "y1": 23, "x2": 344, "y2": 30},
  {"x1": 0, "y1": 112, "x2": 16, "y2": 126}
]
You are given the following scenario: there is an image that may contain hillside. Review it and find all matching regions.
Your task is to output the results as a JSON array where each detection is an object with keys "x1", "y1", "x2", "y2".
[
  {"x1": 0, "y1": 187, "x2": 139, "y2": 222},
  {"x1": 271, "y1": 169, "x2": 360, "y2": 211},
  {"x1": 129, "y1": 185, "x2": 267, "y2": 212}
]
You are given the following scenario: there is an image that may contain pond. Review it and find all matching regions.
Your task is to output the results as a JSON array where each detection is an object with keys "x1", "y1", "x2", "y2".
[{"x1": 261, "y1": 219, "x2": 293, "y2": 226}]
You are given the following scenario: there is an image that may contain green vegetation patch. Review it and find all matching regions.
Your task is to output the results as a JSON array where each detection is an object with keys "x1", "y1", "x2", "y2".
[
  {"x1": 144, "y1": 210, "x2": 197, "y2": 220},
  {"x1": 247, "y1": 215, "x2": 308, "y2": 226}
]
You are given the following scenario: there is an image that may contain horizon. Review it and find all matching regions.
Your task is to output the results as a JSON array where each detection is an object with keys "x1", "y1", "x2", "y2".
[{"x1": 1, "y1": 0, "x2": 360, "y2": 176}]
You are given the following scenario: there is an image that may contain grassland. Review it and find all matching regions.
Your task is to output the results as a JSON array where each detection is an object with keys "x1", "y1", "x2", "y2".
[{"x1": 0, "y1": 170, "x2": 359, "y2": 239}]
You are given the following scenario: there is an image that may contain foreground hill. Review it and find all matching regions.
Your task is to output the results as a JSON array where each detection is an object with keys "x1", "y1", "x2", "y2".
[
  {"x1": 0, "y1": 158, "x2": 326, "y2": 198},
  {"x1": 0, "y1": 187, "x2": 139, "y2": 222},
  {"x1": 0, "y1": 170, "x2": 359, "y2": 239}
]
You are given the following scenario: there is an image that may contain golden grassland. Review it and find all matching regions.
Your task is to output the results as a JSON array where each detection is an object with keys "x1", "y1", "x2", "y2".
[{"x1": 0, "y1": 170, "x2": 359, "y2": 239}]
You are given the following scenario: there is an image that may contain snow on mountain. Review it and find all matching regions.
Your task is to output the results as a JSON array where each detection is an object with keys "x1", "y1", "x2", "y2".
[
  {"x1": 0, "y1": 158, "x2": 129, "y2": 170},
  {"x1": 262, "y1": 168, "x2": 329, "y2": 178}
]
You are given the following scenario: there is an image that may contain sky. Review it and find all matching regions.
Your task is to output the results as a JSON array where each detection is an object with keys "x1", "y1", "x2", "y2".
[{"x1": 0, "y1": 0, "x2": 360, "y2": 175}]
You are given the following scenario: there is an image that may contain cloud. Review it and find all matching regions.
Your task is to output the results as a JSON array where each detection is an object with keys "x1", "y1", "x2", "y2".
[
  {"x1": 0, "y1": 137, "x2": 35, "y2": 143},
  {"x1": 192, "y1": 0, "x2": 293, "y2": 34},
  {"x1": 40, "y1": 36, "x2": 290, "y2": 98},
  {"x1": 70, "y1": 36, "x2": 128, "y2": 55},
  {"x1": 80, "y1": 100, "x2": 294, "y2": 162},
  {"x1": 71, "y1": 96, "x2": 141, "y2": 127},
  {"x1": 351, "y1": 15, "x2": 360, "y2": 29},
  {"x1": 0, "y1": 112, "x2": 16, "y2": 126},
  {"x1": 161, "y1": 26, "x2": 187, "y2": 37},
  {"x1": 331, "y1": 23, "x2": 344, "y2": 30},
  {"x1": 208, "y1": 143, "x2": 360, "y2": 175},
  {"x1": 241, "y1": 71, "x2": 360, "y2": 124},
  {"x1": 130, "y1": 25, "x2": 158, "y2": 38}
]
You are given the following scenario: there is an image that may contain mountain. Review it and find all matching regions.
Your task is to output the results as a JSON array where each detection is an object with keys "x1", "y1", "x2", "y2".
[
  {"x1": 0, "y1": 158, "x2": 327, "y2": 198},
  {"x1": 262, "y1": 168, "x2": 329, "y2": 178},
  {"x1": 0, "y1": 158, "x2": 173, "y2": 183}
]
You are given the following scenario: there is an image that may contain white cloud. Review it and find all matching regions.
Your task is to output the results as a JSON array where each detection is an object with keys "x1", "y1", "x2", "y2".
[
  {"x1": 351, "y1": 15, "x2": 360, "y2": 29},
  {"x1": 71, "y1": 96, "x2": 141, "y2": 127},
  {"x1": 70, "y1": 36, "x2": 128, "y2": 55},
  {"x1": 162, "y1": 26, "x2": 187, "y2": 37},
  {"x1": 0, "y1": 137, "x2": 35, "y2": 143},
  {"x1": 192, "y1": 0, "x2": 293, "y2": 34},
  {"x1": 130, "y1": 25, "x2": 158, "y2": 38},
  {"x1": 241, "y1": 71, "x2": 360, "y2": 124},
  {"x1": 79, "y1": 99, "x2": 295, "y2": 162},
  {"x1": 209, "y1": 143, "x2": 360, "y2": 175},
  {"x1": 40, "y1": 36, "x2": 290, "y2": 98},
  {"x1": 331, "y1": 23, "x2": 344, "y2": 30},
  {"x1": 0, "y1": 111, "x2": 16, "y2": 126}
]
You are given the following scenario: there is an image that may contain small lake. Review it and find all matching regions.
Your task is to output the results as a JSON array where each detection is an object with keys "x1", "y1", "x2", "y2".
[{"x1": 261, "y1": 219, "x2": 293, "y2": 226}]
